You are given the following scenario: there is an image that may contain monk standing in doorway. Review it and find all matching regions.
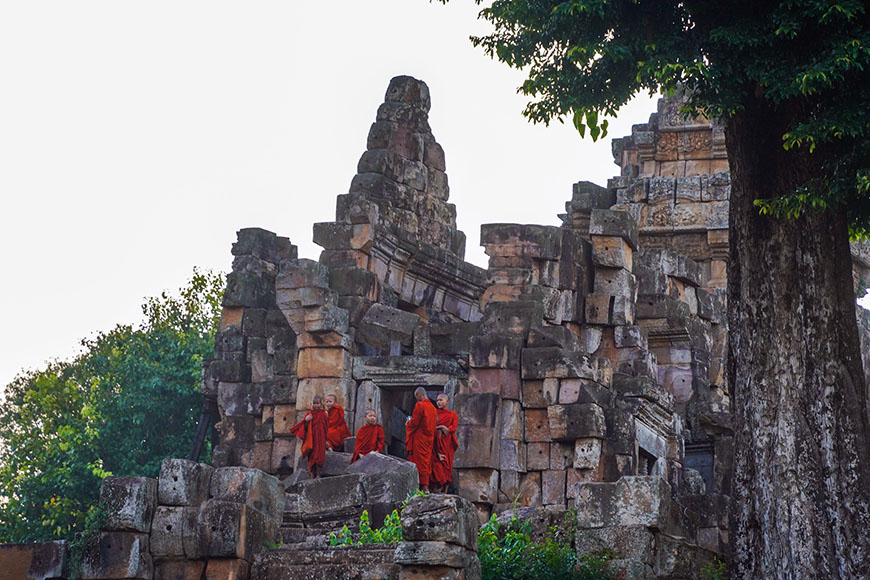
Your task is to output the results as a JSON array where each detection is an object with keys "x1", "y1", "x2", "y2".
[
  {"x1": 405, "y1": 387, "x2": 437, "y2": 491},
  {"x1": 430, "y1": 393, "x2": 458, "y2": 493},
  {"x1": 324, "y1": 394, "x2": 351, "y2": 451},
  {"x1": 289, "y1": 395, "x2": 328, "y2": 478}
]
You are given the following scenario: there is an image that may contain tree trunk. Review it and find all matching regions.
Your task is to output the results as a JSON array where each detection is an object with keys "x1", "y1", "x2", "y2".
[{"x1": 726, "y1": 95, "x2": 870, "y2": 578}]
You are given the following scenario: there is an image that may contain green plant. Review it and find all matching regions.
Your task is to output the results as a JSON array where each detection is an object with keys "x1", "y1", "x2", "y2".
[
  {"x1": 478, "y1": 513, "x2": 611, "y2": 580},
  {"x1": 262, "y1": 538, "x2": 284, "y2": 550},
  {"x1": 327, "y1": 508, "x2": 404, "y2": 547},
  {"x1": 700, "y1": 558, "x2": 729, "y2": 580}
]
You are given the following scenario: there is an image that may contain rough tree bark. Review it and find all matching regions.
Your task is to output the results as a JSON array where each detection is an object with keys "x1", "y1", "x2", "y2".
[{"x1": 726, "y1": 94, "x2": 870, "y2": 579}]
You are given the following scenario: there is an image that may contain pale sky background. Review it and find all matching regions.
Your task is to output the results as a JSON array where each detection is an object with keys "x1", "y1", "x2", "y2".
[{"x1": 3, "y1": 1, "x2": 675, "y2": 389}]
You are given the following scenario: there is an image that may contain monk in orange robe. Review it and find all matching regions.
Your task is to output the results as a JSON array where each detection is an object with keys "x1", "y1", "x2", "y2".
[
  {"x1": 430, "y1": 393, "x2": 458, "y2": 493},
  {"x1": 405, "y1": 387, "x2": 437, "y2": 491},
  {"x1": 325, "y1": 394, "x2": 352, "y2": 451},
  {"x1": 351, "y1": 409, "x2": 385, "y2": 463},
  {"x1": 289, "y1": 395, "x2": 328, "y2": 478}
]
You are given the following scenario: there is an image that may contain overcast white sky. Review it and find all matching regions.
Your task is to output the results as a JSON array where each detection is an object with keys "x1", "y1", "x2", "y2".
[{"x1": 0, "y1": 1, "x2": 666, "y2": 388}]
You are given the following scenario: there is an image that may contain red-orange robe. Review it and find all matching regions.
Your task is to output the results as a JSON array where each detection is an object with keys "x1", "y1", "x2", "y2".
[
  {"x1": 351, "y1": 423, "x2": 385, "y2": 463},
  {"x1": 327, "y1": 405, "x2": 352, "y2": 451},
  {"x1": 289, "y1": 409, "x2": 327, "y2": 472},
  {"x1": 405, "y1": 397, "x2": 437, "y2": 486},
  {"x1": 431, "y1": 408, "x2": 458, "y2": 488}
]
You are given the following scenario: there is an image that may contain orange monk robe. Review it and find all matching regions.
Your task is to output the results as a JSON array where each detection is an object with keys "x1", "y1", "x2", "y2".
[
  {"x1": 351, "y1": 423, "x2": 385, "y2": 463},
  {"x1": 326, "y1": 405, "x2": 352, "y2": 451},
  {"x1": 431, "y1": 408, "x2": 458, "y2": 488},
  {"x1": 405, "y1": 397, "x2": 437, "y2": 486},
  {"x1": 289, "y1": 409, "x2": 327, "y2": 471}
]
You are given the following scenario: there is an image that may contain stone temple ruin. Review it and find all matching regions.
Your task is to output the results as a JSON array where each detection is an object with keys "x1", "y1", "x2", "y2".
[{"x1": 5, "y1": 76, "x2": 870, "y2": 580}]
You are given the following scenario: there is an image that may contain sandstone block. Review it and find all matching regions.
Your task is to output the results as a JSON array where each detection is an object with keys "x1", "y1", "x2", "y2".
[
  {"x1": 574, "y1": 476, "x2": 671, "y2": 529},
  {"x1": 589, "y1": 209, "x2": 638, "y2": 249},
  {"x1": 270, "y1": 437, "x2": 296, "y2": 474},
  {"x1": 335, "y1": 192, "x2": 380, "y2": 225},
  {"x1": 526, "y1": 325, "x2": 581, "y2": 352},
  {"x1": 206, "y1": 559, "x2": 250, "y2": 580},
  {"x1": 593, "y1": 268, "x2": 636, "y2": 299},
  {"x1": 401, "y1": 493, "x2": 479, "y2": 551},
  {"x1": 468, "y1": 368, "x2": 521, "y2": 399},
  {"x1": 394, "y1": 542, "x2": 473, "y2": 568},
  {"x1": 575, "y1": 526, "x2": 655, "y2": 565},
  {"x1": 480, "y1": 224, "x2": 563, "y2": 260},
  {"x1": 520, "y1": 379, "x2": 558, "y2": 408},
  {"x1": 521, "y1": 348, "x2": 595, "y2": 380},
  {"x1": 542, "y1": 470, "x2": 566, "y2": 506},
  {"x1": 302, "y1": 306, "x2": 349, "y2": 334},
  {"x1": 209, "y1": 467, "x2": 284, "y2": 522},
  {"x1": 567, "y1": 468, "x2": 600, "y2": 499},
  {"x1": 454, "y1": 393, "x2": 499, "y2": 428},
  {"x1": 498, "y1": 471, "x2": 520, "y2": 503},
  {"x1": 271, "y1": 404, "x2": 297, "y2": 435},
  {"x1": 298, "y1": 346, "x2": 353, "y2": 379},
  {"x1": 523, "y1": 409, "x2": 551, "y2": 442},
  {"x1": 548, "y1": 442, "x2": 574, "y2": 471},
  {"x1": 194, "y1": 500, "x2": 279, "y2": 560},
  {"x1": 297, "y1": 473, "x2": 366, "y2": 515},
  {"x1": 313, "y1": 222, "x2": 375, "y2": 252},
  {"x1": 454, "y1": 425, "x2": 499, "y2": 469},
  {"x1": 548, "y1": 403, "x2": 606, "y2": 441},
  {"x1": 385, "y1": 75, "x2": 431, "y2": 111},
  {"x1": 223, "y1": 269, "x2": 275, "y2": 309},
  {"x1": 358, "y1": 304, "x2": 420, "y2": 348},
  {"x1": 296, "y1": 450, "x2": 352, "y2": 477},
  {"x1": 347, "y1": 453, "x2": 419, "y2": 504},
  {"x1": 499, "y1": 440, "x2": 526, "y2": 472},
  {"x1": 0, "y1": 541, "x2": 68, "y2": 580},
  {"x1": 574, "y1": 438, "x2": 603, "y2": 470},
  {"x1": 469, "y1": 335, "x2": 523, "y2": 369},
  {"x1": 455, "y1": 469, "x2": 498, "y2": 505},
  {"x1": 500, "y1": 399, "x2": 523, "y2": 439},
  {"x1": 158, "y1": 459, "x2": 213, "y2": 507},
  {"x1": 591, "y1": 236, "x2": 633, "y2": 270},
  {"x1": 154, "y1": 560, "x2": 205, "y2": 580},
  {"x1": 150, "y1": 506, "x2": 185, "y2": 558},
  {"x1": 80, "y1": 532, "x2": 152, "y2": 580},
  {"x1": 557, "y1": 379, "x2": 614, "y2": 407},
  {"x1": 585, "y1": 294, "x2": 635, "y2": 326},
  {"x1": 276, "y1": 259, "x2": 329, "y2": 290},
  {"x1": 518, "y1": 472, "x2": 542, "y2": 506},
  {"x1": 329, "y1": 267, "x2": 379, "y2": 300},
  {"x1": 480, "y1": 301, "x2": 544, "y2": 336},
  {"x1": 296, "y1": 377, "x2": 356, "y2": 411},
  {"x1": 526, "y1": 442, "x2": 550, "y2": 471},
  {"x1": 398, "y1": 565, "x2": 465, "y2": 580},
  {"x1": 100, "y1": 477, "x2": 157, "y2": 533}
]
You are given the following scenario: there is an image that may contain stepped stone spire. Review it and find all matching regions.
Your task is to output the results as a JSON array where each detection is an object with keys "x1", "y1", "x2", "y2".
[{"x1": 340, "y1": 75, "x2": 464, "y2": 257}]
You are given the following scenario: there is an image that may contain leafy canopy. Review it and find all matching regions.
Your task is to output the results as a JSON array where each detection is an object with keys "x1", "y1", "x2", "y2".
[
  {"x1": 0, "y1": 268, "x2": 224, "y2": 542},
  {"x1": 444, "y1": 0, "x2": 870, "y2": 236}
]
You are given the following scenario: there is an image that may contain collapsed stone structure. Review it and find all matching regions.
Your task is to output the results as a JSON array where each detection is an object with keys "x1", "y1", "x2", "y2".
[
  {"x1": 197, "y1": 76, "x2": 738, "y2": 575},
  {"x1": 6, "y1": 75, "x2": 869, "y2": 580}
]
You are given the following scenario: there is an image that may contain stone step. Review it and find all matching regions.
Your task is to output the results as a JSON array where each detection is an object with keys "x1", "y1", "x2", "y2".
[{"x1": 252, "y1": 545, "x2": 400, "y2": 580}]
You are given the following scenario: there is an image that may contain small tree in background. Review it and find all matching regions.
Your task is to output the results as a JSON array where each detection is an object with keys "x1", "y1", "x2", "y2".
[{"x1": 0, "y1": 268, "x2": 224, "y2": 542}]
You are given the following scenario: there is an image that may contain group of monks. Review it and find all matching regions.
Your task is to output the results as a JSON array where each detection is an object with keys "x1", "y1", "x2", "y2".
[{"x1": 289, "y1": 387, "x2": 458, "y2": 493}]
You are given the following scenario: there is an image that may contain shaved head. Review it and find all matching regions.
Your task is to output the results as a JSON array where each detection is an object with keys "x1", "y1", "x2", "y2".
[{"x1": 414, "y1": 387, "x2": 427, "y2": 399}]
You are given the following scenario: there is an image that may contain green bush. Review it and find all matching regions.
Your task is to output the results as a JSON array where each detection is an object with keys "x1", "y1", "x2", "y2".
[
  {"x1": 700, "y1": 557, "x2": 729, "y2": 580},
  {"x1": 478, "y1": 514, "x2": 612, "y2": 580}
]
